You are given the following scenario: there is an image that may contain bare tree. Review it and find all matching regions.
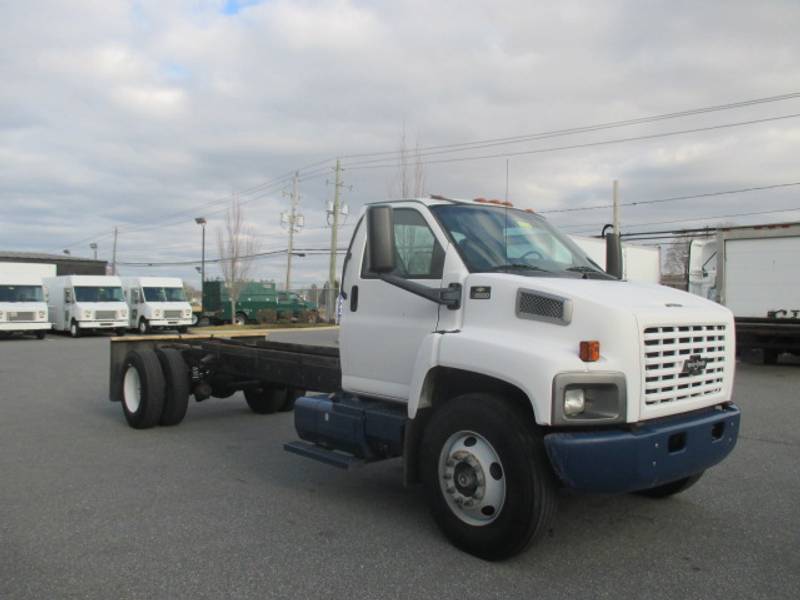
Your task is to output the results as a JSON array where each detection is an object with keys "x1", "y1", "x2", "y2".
[
  {"x1": 390, "y1": 122, "x2": 426, "y2": 198},
  {"x1": 217, "y1": 198, "x2": 260, "y2": 325},
  {"x1": 663, "y1": 239, "x2": 692, "y2": 277}
]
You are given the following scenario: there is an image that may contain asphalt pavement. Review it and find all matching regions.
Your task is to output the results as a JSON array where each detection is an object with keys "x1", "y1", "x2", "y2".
[{"x1": 1, "y1": 330, "x2": 798, "y2": 600}]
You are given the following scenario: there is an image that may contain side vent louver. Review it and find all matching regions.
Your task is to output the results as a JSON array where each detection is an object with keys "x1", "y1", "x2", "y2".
[{"x1": 516, "y1": 289, "x2": 572, "y2": 326}]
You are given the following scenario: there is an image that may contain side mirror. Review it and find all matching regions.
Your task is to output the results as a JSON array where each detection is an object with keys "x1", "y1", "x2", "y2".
[
  {"x1": 367, "y1": 206, "x2": 395, "y2": 274},
  {"x1": 604, "y1": 229, "x2": 623, "y2": 279}
]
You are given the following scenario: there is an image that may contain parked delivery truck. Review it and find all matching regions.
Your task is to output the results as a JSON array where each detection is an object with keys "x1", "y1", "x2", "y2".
[
  {"x1": 122, "y1": 277, "x2": 193, "y2": 334},
  {"x1": 0, "y1": 262, "x2": 54, "y2": 339},
  {"x1": 108, "y1": 196, "x2": 740, "y2": 560},
  {"x1": 689, "y1": 222, "x2": 800, "y2": 364},
  {"x1": 45, "y1": 275, "x2": 128, "y2": 337}
]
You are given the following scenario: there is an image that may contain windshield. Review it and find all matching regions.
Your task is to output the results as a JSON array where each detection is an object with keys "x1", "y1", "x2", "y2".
[
  {"x1": 431, "y1": 204, "x2": 608, "y2": 277},
  {"x1": 74, "y1": 286, "x2": 125, "y2": 302},
  {"x1": 0, "y1": 285, "x2": 44, "y2": 302},
  {"x1": 143, "y1": 287, "x2": 186, "y2": 302}
]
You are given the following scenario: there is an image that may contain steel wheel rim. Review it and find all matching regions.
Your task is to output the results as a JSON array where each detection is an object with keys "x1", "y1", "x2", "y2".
[
  {"x1": 139, "y1": 320, "x2": 146, "y2": 333},
  {"x1": 438, "y1": 430, "x2": 506, "y2": 526},
  {"x1": 123, "y1": 366, "x2": 142, "y2": 413}
]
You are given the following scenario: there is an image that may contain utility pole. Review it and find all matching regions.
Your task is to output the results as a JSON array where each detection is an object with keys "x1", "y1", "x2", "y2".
[
  {"x1": 195, "y1": 217, "x2": 207, "y2": 305},
  {"x1": 280, "y1": 173, "x2": 304, "y2": 292},
  {"x1": 111, "y1": 226, "x2": 118, "y2": 275},
  {"x1": 327, "y1": 160, "x2": 345, "y2": 322},
  {"x1": 284, "y1": 172, "x2": 302, "y2": 291}
]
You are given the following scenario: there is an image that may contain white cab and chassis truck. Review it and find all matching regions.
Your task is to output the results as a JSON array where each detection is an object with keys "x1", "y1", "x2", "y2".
[
  {"x1": 109, "y1": 197, "x2": 740, "y2": 559},
  {"x1": 45, "y1": 275, "x2": 129, "y2": 337},
  {"x1": 0, "y1": 262, "x2": 54, "y2": 339},
  {"x1": 121, "y1": 277, "x2": 193, "y2": 334},
  {"x1": 690, "y1": 223, "x2": 800, "y2": 364}
]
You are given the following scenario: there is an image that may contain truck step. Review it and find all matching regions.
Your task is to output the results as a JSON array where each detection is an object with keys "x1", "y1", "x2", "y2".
[{"x1": 283, "y1": 441, "x2": 366, "y2": 470}]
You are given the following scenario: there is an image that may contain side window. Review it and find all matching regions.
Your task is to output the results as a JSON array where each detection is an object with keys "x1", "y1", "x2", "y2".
[
  {"x1": 64, "y1": 289, "x2": 73, "y2": 304},
  {"x1": 362, "y1": 208, "x2": 445, "y2": 279}
]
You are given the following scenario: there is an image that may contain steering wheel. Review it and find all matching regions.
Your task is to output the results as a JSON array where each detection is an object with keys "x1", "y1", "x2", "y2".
[{"x1": 520, "y1": 249, "x2": 544, "y2": 260}]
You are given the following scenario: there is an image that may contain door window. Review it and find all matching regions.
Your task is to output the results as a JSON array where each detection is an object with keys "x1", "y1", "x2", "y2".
[
  {"x1": 362, "y1": 208, "x2": 445, "y2": 279},
  {"x1": 64, "y1": 289, "x2": 73, "y2": 304}
]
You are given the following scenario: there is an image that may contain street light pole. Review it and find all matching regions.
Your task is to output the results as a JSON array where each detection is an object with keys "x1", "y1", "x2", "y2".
[
  {"x1": 89, "y1": 242, "x2": 98, "y2": 260},
  {"x1": 195, "y1": 217, "x2": 207, "y2": 306}
]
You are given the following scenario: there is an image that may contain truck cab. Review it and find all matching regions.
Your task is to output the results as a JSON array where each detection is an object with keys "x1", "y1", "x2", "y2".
[
  {"x1": 122, "y1": 277, "x2": 193, "y2": 334},
  {"x1": 44, "y1": 275, "x2": 128, "y2": 337},
  {"x1": 0, "y1": 263, "x2": 53, "y2": 339}
]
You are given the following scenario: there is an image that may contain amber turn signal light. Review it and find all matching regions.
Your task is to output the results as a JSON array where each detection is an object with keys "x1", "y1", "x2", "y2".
[{"x1": 579, "y1": 340, "x2": 600, "y2": 362}]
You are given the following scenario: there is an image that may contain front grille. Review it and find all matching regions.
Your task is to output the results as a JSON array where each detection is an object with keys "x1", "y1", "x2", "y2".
[
  {"x1": 8, "y1": 312, "x2": 35, "y2": 322},
  {"x1": 163, "y1": 310, "x2": 183, "y2": 319},
  {"x1": 95, "y1": 310, "x2": 118, "y2": 320},
  {"x1": 643, "y1": 324, "x2": 727, "y2": 405},
  {"x1": 516, "y1": 290, "x2": 572, "y2": 325}
]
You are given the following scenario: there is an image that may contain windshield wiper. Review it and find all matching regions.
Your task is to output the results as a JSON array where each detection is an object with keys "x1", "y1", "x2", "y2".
[
  {"x1": 566, "y1": 266, "x2": 615, "y2": 279},
  {"x1": 484, "y1": 263, "x2": 552, "y2": 273}
]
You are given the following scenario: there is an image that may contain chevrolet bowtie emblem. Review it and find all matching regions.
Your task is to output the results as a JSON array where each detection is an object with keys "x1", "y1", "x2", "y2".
[{"x1": 682, "y1": 354, "x2": 710, "y2": 376}]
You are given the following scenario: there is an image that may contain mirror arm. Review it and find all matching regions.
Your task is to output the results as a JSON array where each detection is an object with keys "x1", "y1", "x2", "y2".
[{"x1": 378, "y1": 275, "x2": 462, "y2": 310}]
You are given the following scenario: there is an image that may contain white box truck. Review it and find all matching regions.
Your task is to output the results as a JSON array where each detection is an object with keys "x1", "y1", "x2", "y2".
[
  {"x1": 109, "y1": 196, "x2": 739, "y2": 560},
  {"x1": 689, "y1": 222, "x2": 800, "y2": 363},
  {"x1": 44, "y1": 275, "x2": 128, "y2": 337},
  {"x1": 571, "y1": 235, "x2": 661, "y2": 283},
  {"x1": 0, "y1": 262, "x2": 54, "y2": 339},
  {"x1": 121, "y1": 277, "x2": 193, "y2": 334}
]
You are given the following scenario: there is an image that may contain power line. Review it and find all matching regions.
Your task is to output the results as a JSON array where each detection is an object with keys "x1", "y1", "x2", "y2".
[
  {"x1": 334, "y1": 91, "x2": 800, "y2": 162},
  {"x1": 564, "y1": 206, "x2": 800, "y2": 235},
  {"x1": 341, "y1": 112, "x2": 800, "y2": 171},
  {"x1": 117, "y1": 246, "x2": 349, "y2": 267},
  {"x1": 540, "y1": 181, "x2": 800, "y2": 215}
]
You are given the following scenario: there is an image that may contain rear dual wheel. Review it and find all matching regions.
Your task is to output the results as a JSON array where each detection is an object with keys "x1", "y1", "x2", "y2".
[
  {"x1": 121, "y1": 348, "x2": 190, "y2": 428},
  {"x1": 244, "y1": 385, "x2": 302, "y2": 414}
]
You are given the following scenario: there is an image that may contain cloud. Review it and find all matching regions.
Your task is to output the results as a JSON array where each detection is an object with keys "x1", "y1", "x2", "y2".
[{"x1": 1, "y1": 0, "x2": 800, "y2": 287}]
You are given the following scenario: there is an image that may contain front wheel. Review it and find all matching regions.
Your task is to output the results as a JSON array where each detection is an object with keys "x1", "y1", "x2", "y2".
[
  {"x1": 421, "y1": 394, "x2": 557, "y2": 560},
  {"x1": 234, "y1": 312, "x2": 248, "y2": 327},
  {"x1": 69, "y1": 321, "x2": 81, "y2": 338},
  {"x1": 635, "y1": 472, "x2": 704, "y2": 498},
  {"x1": 138, "y1": 318, "x2": 150, "y2": 335}
]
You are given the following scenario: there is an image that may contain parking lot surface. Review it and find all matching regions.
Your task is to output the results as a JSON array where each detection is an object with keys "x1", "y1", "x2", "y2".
[{"x1": 1, "y1": 332, "x2": 799, "y2": 599}]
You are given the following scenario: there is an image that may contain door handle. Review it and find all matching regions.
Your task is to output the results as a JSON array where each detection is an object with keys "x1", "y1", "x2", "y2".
[{"x1": 350, "y1": 286, "x2": 359, "y2": 312}]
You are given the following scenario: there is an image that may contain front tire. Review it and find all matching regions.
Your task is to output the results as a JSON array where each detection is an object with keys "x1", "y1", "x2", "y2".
[
  {"x1": 234, "y1": 312, "x2": 248, "y2": 327},
  {"x1": 421, "y1": 394, "x2": 557, "y2": 560},
  {"x1": 636, "y1": 472, "x2": 704, "y2": 498},
  {"x1": 69, "y1": 321, "x2": 81, "y2": 338},
  {"x1": 138, "y1": 318, "x2": 150, "y2": 335},
  {"x1": 121, "y1": 349, "x2": 165, "y2": 429}
]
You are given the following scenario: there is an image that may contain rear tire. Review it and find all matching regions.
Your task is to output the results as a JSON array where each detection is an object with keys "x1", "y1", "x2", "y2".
[
  {"x1": 763, "y1": 349, "x2": 779, "y2": 365},
  {"x1": 280, "y1": 388, "x2": 303, "y2": 412},
  {"x1": 156, "y1": 348, "x2": 190, "y2": 426},
  {"x1": 121, "y1": 349, "x2": 165, "y2": 429},
  {"x1": 636, "y1": 472, "x2": 704, "y2": 498},
  {"x1": 244, "y1": 385, "x2": 286, "y2": 414},
  {"x1": 421, "y1": 394, "x2": 557, "y2": 560}
]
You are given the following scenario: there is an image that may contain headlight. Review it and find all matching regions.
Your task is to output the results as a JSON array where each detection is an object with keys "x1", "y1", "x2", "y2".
[
  {"x1": 183, "y1": 309, "x2": 192, "y2": 318},
  {"x1": 563, "y1": 389, "x2": 585, "y2": 416},
  {"x1": 153, "y1": 309, "x2": 162, "y2": 318},
  {"x1": 119, "y1": 310, "x2": 128, "y2": 319},
  {"x1": 38, "y1": 310, "x2": 46, "y2": 320},
  {"x1": 552, "y1": 372, "x2": 626, "y2": 425},
  {"x1": 83, "y1": 310, "x2": 93, "y2": 319}
]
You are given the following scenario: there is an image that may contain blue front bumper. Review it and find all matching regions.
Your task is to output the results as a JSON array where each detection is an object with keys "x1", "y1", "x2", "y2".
[{"x1": 544, "y1": 404, "x2": 740, "y2": 494}]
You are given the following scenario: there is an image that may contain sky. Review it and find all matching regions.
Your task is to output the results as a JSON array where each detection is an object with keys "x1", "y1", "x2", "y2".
[{"x1": 1, "y1": 0, "x2": 799, "y2": 288}]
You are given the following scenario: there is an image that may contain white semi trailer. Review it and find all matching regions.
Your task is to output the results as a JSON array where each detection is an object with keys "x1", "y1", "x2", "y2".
[
  {"x1": 121, "y1": 277, "x2": 193, "y2": 334},
  {"x1": 689, "y1": 222, "x2": 800, "y2": 364},
  {"x1": 0, "y1": 262, "x2": 54, "y2": 339},
  {"x1": 44, "y1": 275, "x2": 128, "y2": 337},
  {"x1": 109, "y1": 196, "x2": 739, "y2": 560}
]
